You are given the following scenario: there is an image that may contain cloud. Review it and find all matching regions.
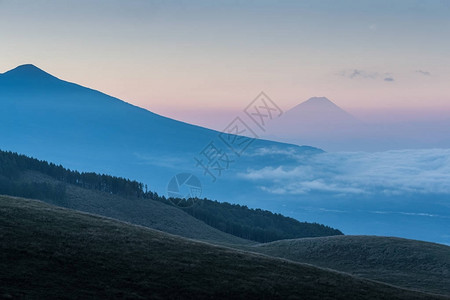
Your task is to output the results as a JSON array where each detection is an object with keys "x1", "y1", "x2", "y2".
[
  {"x1": 245, "y1": 146, "x2": 299, "y2": 157},
  {"x1": 340, "y1": 69, "x2": 395, "y2": 82},
  {"x1": 133, "y1": 152, "x2": 188, "y2": 169},
  {"x1": 415, "y1": 70, "x2": 431, "y2": 76},
  {"x1": 370, "y1": 210, "x2": 450, "y2": 219},
  {"x1": 243, "y1": 146, "x2": 321, "y2": 161},
  {"x1": 340, "y1": 69, "x2": 378, "y2": 79},
  {"x1": 239, "y1": 149, "x2": 450, "y2": 196},
  {"x1": 260, "y1": 180, "x2": 365, "y2": 195}
]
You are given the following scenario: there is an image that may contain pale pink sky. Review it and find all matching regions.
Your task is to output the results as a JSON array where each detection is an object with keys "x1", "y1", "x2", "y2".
[{"x1": 1, "y1": 0, "x2": 450, "y2": 129}]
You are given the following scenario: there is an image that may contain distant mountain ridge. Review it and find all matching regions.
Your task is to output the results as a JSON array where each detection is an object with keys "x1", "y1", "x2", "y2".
[
  {"x1": 0, "y1": 64, "x2": 320, "y2": 198},
  {"x1": 268, "y1": 96, "x2": 361, "y2": 132},
  {"x1": 264, "y1": 96, "x2": 450, "y2": 152},
  {"x1": 1, "y1": 64, "x2": 57, "y2": 81},
  {"x1": 286, "y1": 96, "x2": 360, "y2": 125},
  {"x1": 264, "y1": 96, "x2": 369, "y2": 151}
]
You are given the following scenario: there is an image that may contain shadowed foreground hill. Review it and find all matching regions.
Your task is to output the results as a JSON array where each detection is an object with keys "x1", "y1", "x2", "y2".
[
  {"x1": 1, "y1": 196, "x2": 446, "y2": 300},
  {"x1": 249, "y1": 235, "x2": 450, "y2": 296}
]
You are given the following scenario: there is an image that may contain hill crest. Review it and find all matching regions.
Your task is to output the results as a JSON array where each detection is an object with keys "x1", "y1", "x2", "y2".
[{"x1": 1, "y1": 64, "x2": 57, "y2": 81}]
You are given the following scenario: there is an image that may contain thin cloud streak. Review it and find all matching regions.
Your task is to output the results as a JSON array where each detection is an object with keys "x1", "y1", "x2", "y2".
[
  {"x1": 340, "y1": 69, "x2": 395, "y2": 82},
  {"x1": 415, "y1": 70, "x2": 431, "y2": 76}
]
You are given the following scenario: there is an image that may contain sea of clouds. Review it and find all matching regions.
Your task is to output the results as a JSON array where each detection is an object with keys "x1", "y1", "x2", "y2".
[{"x1": 240, "y1": 148, "x2": 450, "y2": 196}]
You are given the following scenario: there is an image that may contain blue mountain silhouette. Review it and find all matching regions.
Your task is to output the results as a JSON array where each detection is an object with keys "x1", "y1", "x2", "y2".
[{"x1": 0, "y1": 64, "x2": 319, "y2": 196}]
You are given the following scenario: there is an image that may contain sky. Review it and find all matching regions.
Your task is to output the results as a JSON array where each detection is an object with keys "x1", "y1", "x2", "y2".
[{"x1": 1, "y1": 0, "x2": 450, "y2": 128}]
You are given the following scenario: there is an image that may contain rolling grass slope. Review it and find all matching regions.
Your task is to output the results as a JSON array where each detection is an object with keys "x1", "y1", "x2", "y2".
[
  {"x1": 249, "y1": 235, "x2": 450, "y2": 296},
  {"x1": 22, "y1": 170, "x2": 253, "y2": 246},
  {"x1": 1, "y1": 195, "x2": 446, "y2": 299}
]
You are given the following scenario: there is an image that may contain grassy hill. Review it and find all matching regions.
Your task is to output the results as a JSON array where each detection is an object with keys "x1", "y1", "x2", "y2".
[
  {"x1": 247, "y1": 235, "x2": 450, "y2": 296},
  {"x1": 1, "y1": 195, "x2": 446, "y2": 300}
]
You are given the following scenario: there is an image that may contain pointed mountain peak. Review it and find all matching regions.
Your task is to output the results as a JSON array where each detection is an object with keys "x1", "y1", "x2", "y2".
[
  {"x1": 301, "y1": 97, "x2": 337, "y2": 107},
  {"x1": 1, "y1": 64, "x2": 57, "y2": 82},
  {"x1": 282, "y1": 96, "x2": 361, "y2": 124},
  {"x1": 287, "y1": 96, "x2": 340, "y2": 112}
]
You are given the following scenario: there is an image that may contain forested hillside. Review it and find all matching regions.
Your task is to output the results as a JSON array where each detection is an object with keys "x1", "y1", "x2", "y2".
[
  {"x1": 0, "y1": 149, "x2": 342, "y2": 242},
  {"x1": 158, "y1": 197, "x2": 342, "y2": 242}
]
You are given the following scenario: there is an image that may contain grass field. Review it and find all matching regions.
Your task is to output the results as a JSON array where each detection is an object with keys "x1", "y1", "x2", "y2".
[
  {"x1": 1, "y1": 195, "x2": 447, "y2": 299},
  {"x1": 247, "y1": 235, "x2": 450, "y2": 296}
]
